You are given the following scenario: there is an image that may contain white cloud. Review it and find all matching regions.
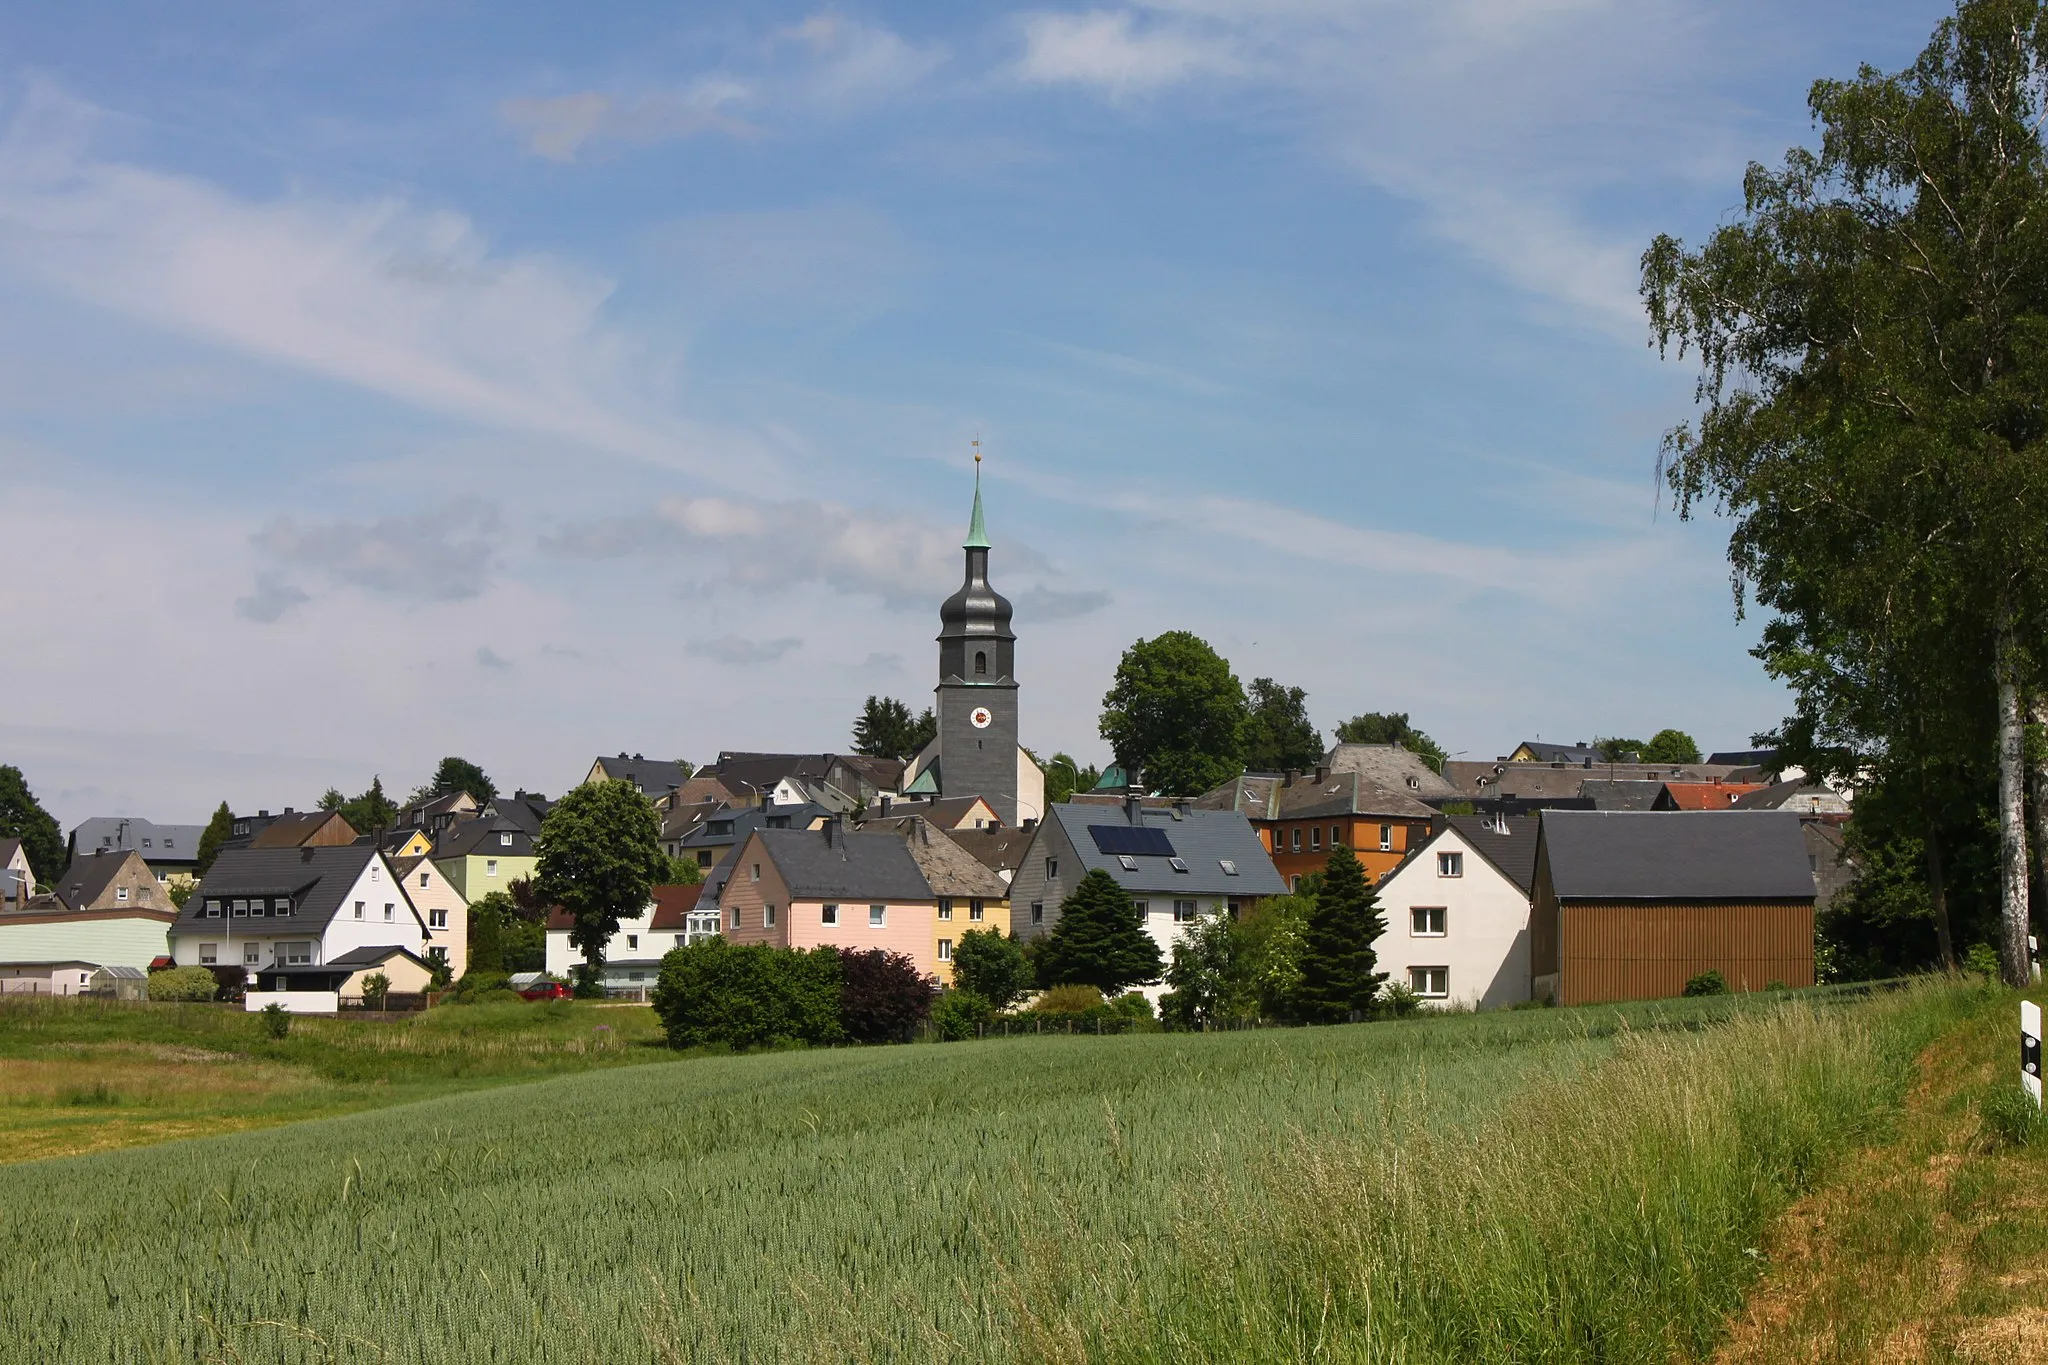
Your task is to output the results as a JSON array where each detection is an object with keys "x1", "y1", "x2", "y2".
[
  {"x1": 500, "y1": 83, "x2": 753, "y2": 162},
  {"x1": 689, "y1": 634, "x2": 803, "y2": 666},
  {"x1": 1015, "y1": 10, "x2": 1237, "y2": 92},
  {"x1": 770, "y1": 14, "x2": 950, "y2": 108},
  {"x1": 251, "y1": 502, "x2": 500, "y2": 601}
]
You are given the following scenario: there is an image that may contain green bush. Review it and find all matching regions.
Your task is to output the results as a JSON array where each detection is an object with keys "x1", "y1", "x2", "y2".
[
  {"x1": 930, "y1": 989, "x2": 993, "y2": 1041},
  {"x1": 1031, "y1": 984, "x2": 1104, "y2": 1014},
  {"x1": 1107, "y1": 991, "x2": 1153, "y2": 1019},
  {"x1": 651, "y1": 939, "x2": 843, "y2": 1050},
  {"x1": 1381, "y1": 981, "x2": 1422, "y2": 1018},
  {"x1": 260, "y1": 1002, "x2": 291, "y2": 1039},
  {"x1": 451, "y1": 971, "x2": 512, "y2": 1004},
  {"x1": 1963, "y1": 942, "x2": 2001, "y2": 978},
  {"x1": 951, "y1": 929, "x2": 1032, "y2": 1009},
  {"x1": 1683, "y1": 969, "x2": 1730, "y2": 997},
  {"x1": 146, "y1": 966, "x2": 220, "y2": 1002},
  {"x1": 360, "y1": 973, "x2": 391, "y2": 1010}
]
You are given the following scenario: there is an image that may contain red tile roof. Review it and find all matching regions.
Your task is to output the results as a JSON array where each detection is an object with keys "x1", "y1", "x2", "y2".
[{"x1": 1661, "y1": 782, "x2": 1769, "y2": 811}]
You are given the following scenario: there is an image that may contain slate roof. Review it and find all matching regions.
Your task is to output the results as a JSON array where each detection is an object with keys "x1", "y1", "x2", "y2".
[
  {"x1": 1047, "y1": 802, "x2": 1285, "y2": 898},
  {"x1": 1708, "y1": 749, "x2": 1780, "y2": 769},
  {"x1": 702, "y1": 752, "x2": 834, "y2": 796},
  {"x1": 173, "y1": 845, "x2": 392, "y2": 935},
  {"x1": 1730, "y1": 780, "x2": 1850, "y2": 813},
  {"x1": 1439, "y1": 815, "x2": 1541, "y2": 893},
  {"x1": 1195, "y1": 769, "x2": 1438, "y2": 821},
  {"x1": 945, "y1": 827, "x2": 1032, "y2": 878},
  {"x1": 479, "y1": 792, "x2": 553, "y2": 834},
  {"x1": 1579, "y1": 780, "x2": 1668, "y2": 812},
  {"x1": 590, "y1": 755, "x2": 694, "y2": 794},
  {"x1": 1323, "y1": 743, "x2": 1459, "y2": 799},
  {"x1": 885, "y1": 819, "x2": 1009, "y2": 899},
  {"x1": 1539, "y1": 811, "x2": 1816, "y2": 901},
  {"x1": 675, "y1": 803, "x2": 831, "y2": 851},
  {"x1": 865, "y1": 795, "x2": 995, "y2": 830},
  {"x1": 53, "y1": 851, "x2": 155, "y2": 912},
  {"x1": 1512, "y1": 740, "x2": 1603, "y2": 764},
  {"x1": 752, "y1": 827, "x2": 933, "y2": 902},
  {"x1": 67, "y1": 817, "x2": 207, "y2": 864},
  {"x1": 432, "y1": 816, "x2": 536, "y2": 860},
  {"x1": 1443, "y1": 759, "x2": 1755, "y2": 800},
  {"x1": 327, "y1": 944, "x2": 429, "y2": 969}
]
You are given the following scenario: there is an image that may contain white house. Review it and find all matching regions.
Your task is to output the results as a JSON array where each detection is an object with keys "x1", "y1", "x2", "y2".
[
  {"x1": 168, "y1": 846, "x2": 435, "y2": 995},
  {"x1": 0, "y1": 838, "x2": 34, "y2": 909},
  {"x1": 1372, "y1": 814, "x2": 1539, "y2": 1011},
  {"x1": 1006, "y1": 795, "x2": 1286, "y2": 1003},
  {"x1": 544, "y1": 884, "x2": 708, "y2": 995}
]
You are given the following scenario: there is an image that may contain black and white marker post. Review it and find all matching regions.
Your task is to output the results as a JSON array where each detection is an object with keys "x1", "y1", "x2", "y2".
[{"x1": 2025, "y1": 1000, "x2": 2042, "y2": 1111}]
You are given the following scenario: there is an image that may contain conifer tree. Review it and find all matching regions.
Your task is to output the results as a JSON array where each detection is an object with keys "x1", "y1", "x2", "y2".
[
  {"x1": 1036, "y1": 869, "x2": 1164, "y2": 993},
  {"x1": 1295, "y1": 845, "x2": 1387, "y2": 1022},
  {"x1": 195, "y1": 802, "x2": 234, "y2": 876}
]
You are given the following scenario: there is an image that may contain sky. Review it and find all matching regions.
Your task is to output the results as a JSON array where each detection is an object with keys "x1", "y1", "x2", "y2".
[{"x1": 0, "y1": 0, "x2": 1948, "y2": 832}]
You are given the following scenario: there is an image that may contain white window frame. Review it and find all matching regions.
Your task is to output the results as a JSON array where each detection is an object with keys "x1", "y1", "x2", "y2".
[
  {"x1": 869, "y1": 904, "x2": 886, "y2": 928},
  {"x1": 1380, "y1": 824, "x2": 1393, "y2": 853},
  {"x1": 822, "y1": 903, "x2": 839, "y2": 925},
  {"x1": 1411, "y1": 906, "x2": 1447, "y2": 937},
  {"x1": 1173, "y1": 899, "x2": 1198, "y2": 924},
  {"x1": 938, "y1": 938, "x2": 952, "y2": 962},
  {"x1": 626, "y1": 934, "x2": 639, "y2": 949},
  {"x1": 199, "y1": 944, "x2": 218, "y2": 964},
  {"x1": 429, "y1": 909, "x2": 447, "y2": 929},
  {"x1": 486, "y1": 859, "x2": 499, "y2": 878},
  {"x1": 243, "y1": 943, "x2": 261, "y2": 966},
  {"x1": 938, "y1": 896, "x2": 953, "y2": 921},
  {"x1": 969, "y1": 899, "x2": 984, "y2": 922},
  {"x1": 499, "y1": 832, "x2": 513, "y2": 847},
  {"x1": 116, "y1": 886, "x2": 129, "y2": 902},
  {"x1": 1290, "y1": 828, "x2": 1302, "y2": 852},
  {"x1": 1437, "y1": 851, "x2": 1463, "y2": 878},
  {"x1": 1410, "y1": 966, "x2": 1449, "y2": 999},
  {"x1": 763, "y1": 905, "x2": 776, "y2": 929},
  {"x1": 384, "y1": 902, "x2": 395, "y2": 922},
  {"x1": 1031, "y1": 902, "x2": 1043, "y2": 924},
  {"x1": 1310, "y1": 827, "x2": 1322, "y2": 851}
]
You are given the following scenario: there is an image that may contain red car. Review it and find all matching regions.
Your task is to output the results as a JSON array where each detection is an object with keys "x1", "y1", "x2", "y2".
[{"x1": 508, "y1": 974, "x2": 571, "y2": 1001}]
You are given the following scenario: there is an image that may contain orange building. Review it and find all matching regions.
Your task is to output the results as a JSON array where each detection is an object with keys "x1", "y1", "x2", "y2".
[{"x1": 1197, "y1": 767, "x2": 1438, "y2": 890}]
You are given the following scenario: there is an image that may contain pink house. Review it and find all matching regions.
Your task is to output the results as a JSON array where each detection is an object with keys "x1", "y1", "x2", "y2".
[{"x1": 720, "y1": 821, "x2": 941, "y2": 977}]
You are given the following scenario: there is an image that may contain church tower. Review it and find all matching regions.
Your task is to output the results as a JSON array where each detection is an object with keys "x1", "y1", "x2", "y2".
[{"x1": 934, "y1": 452, "x2": 1021, "y2": 825}]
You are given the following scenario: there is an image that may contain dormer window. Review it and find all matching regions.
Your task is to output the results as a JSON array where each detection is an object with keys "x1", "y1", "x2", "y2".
[{"x1": 498, "y1": 832, "x2": 513, "y2": 847}]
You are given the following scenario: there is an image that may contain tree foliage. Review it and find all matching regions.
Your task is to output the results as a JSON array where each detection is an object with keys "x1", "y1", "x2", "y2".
[
  {"x1": 1099, "y1": 632, "x2": 1248, "y2": 795},
  {"x1": 1295, "y1": 846, "x2": 1388, "y2": 1022},
  {"x1": 335, "y1": 777, "x2": 397, "y2": 837},
  {"x1": 1036, "y1": 869, "x2": 1164, "y2": 992},
  {"x1": 838, "y1": 949, "x2": 939, "y2": 1043},
  {"x1": 1159, "y1": 912, "x2": 1237, "y2": 1030},
  {"x1": 1331, "y1": 713, "x2": 1447, "y2": 773},
  {"x1": 652, "y1": 939, "x2": 845, "y2": 1050},
  {"x1": 0, "y1": 766, "x2": 63, "y2": 887},
  {"x1": 533, "y1": 781, "x2": 666, "y2": 975},
  {"x1": 1641, "y1": 729, "x2": 1703, "y2": 765},
  {"x1": 420, "y1": 757, "x2": 496, "y2": 806},
  {"x1": 1643, "y1": 0, "x2": 2048, "y2": 979},
  {"x1": 195, "y1": 802, "x2": 234, "y2": 877},
  {"x1": 853, "y1": 696, "x2": 922, "y2": 760},
  {"x1": 951, "y1": 928, "x2": 1033, "y2": 1009},
  {"x1": 1593, "y1": 737, "x2": 1646, "y2": 762},
  {"x1": 1242, "y1": 678, "x2": 1324, "y2": 773},
  {"x1": 1041, "y1": 752, "x2": 1102, "y2": 807}
]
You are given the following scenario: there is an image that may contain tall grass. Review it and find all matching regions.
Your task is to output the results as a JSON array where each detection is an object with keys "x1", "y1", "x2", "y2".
[{"x1": 0, "y1": 986, "x2": 1969, "y2": 1363}]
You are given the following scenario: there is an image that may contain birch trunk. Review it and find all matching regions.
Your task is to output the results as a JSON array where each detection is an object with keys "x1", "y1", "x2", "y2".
[
  {"x1": 2032, "y1": 694, "x2": 2048, "y2": 981},
  {"x1": 1994, "y1": 607, "x2": 2031, "y2": 987}
]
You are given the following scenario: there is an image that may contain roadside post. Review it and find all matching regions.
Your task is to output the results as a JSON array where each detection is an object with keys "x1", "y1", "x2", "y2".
[{"x1": 2025, "y1": 1000, "x2": 2042, "y2": 1110}]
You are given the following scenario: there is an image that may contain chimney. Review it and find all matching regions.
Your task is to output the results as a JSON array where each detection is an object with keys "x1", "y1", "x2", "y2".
[
  {"x1": 1314, "y1": 766, "x2": 1329, "y2": 784},
  {"x1": 1173, "y1": 798, "x2": 1191, "y2": 817},
  {"x1": 258, "y1": 809, "x2": 270, "y2": 818},
  {"x1": 880, "y1": 795, "x2": 892, "y2": 814},
  {"x1": 1284, "y1": 768, "x2": 1301, "y2": 787},
  {"x1": 1125, "y1": 766, "x2": 1146, "y2": 826},
  {"x1": 283, "y1": 807, "x2": 295, "y2": 815},
  {"x1": 824, "y1": 815, "x2": 843, "y2": 848}
]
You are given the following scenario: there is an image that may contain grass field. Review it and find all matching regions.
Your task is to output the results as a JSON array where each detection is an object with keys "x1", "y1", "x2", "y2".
[
  {"x1": 0, "y1": 996, "x2": 669, "y2": 1161},
  {"x1": 0, "y1": 983, "x2": 1993, "y2": 1363}
]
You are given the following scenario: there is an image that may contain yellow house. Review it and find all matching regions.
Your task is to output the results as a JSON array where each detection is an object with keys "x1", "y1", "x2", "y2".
[
  {"x1": 384, "y1": 829, "x2": 433, "y2": 860},
  {"x1": 886, "y1": 817, "x2": 1011, "y2": 986}
]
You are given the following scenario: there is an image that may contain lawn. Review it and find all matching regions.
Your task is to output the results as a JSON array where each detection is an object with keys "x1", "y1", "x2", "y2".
[
  {"x1": 0, "y1": 996, "x2": 669, "y2": 1162},
  {"x1": 0, "y1": 984, "x2": 1986, "y2": 1363}
]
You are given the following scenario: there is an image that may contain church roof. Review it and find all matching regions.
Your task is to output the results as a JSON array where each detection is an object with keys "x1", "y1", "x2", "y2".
[{"x1": 965, "y1": 463, "x2": 990, "y2": 549}]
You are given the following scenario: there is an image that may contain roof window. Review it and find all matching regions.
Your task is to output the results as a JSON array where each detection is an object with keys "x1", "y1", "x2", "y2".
[
  {"x1": 1219, "y1": 859, "x2": 1238, "y2": 876},
  {"x1": 1118, "y1": 854, "x2": 1138, "y2": 871},
  {"x1": 1169, "y1": 857, "x2": 1190, "y2": 873}
]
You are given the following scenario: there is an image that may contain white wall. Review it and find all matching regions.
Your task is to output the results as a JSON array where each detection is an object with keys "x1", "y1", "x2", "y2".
[
  {"x1": 543, "y1": 900, "x2": 667, "y2": 977},
  {"x1": 1373, "y1": 828, "x2": 1532, "y2": 1011},
  {"x1": 171, "y1": 853, "x2": 432, "y2": 976}
]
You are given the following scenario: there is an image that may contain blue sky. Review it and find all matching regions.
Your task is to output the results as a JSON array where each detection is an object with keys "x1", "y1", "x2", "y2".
[{"x1": 0, "y1": 1, "x2": 1944, "y2": 829}]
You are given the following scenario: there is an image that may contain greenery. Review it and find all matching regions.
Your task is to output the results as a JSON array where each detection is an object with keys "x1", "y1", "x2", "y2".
[
  {"x1": 0, "y1": 765, "x2": 63, "y2": 888},
  {"x1": 1296, "y1": 845, "x2": 1389, "y2": 1022},
  {"x1": 0, "y1": 983, "x2": 1982, "y2": 1361},
  {"x1": 838, "y1": 949, "x2": 938, "y2": 1043},
  {"x1": 1035, "y1": 869, "x2": 1164, "y2": 993},
  {"x1": 1683, "y1": 968, "x2": 1731, "y2": 997},
  {"x1": 327, "y1": 776, "x2": 397, "y2": 836},
  {"x1": 929, "y1": 988, "x2": 993, "y2": 1041},
  {"x1": 1642, "y1": 728, "x2": 1703, "y2": 765},
  {"x1": 145, "y1": 967, "x2": 220, "y2": 1003},
  {"x1": 360, "y1": 973, "x2": 391, "y2": 1010},
  {"x1": 167, "y1": 880, "x2": 195, "y2": 910},
  {"x1": 651, "y1": 939, "x2": 845, "y2": 1050},
  {"x1": 413, "y1": 756, "x2": 496, "y2": 806},
  {"x1": 466, "y1": 890, "x2": 545, "y2": 976},
  {"x1": 1644, "y1": 0, "x2": 2048, "y2": 984},
  {"x1": 1159, "y1": 911, "x2": 1235, "y2": 1029},
  {"x1": 195, "y1": 801, "x2": 234, "y2": 876},
  {"x1": 851, "y1": 695, "x2": 936, "y2": 760},
  {"x1": 1040, "y1": 751, "x2": 1101, "y2": 806},
  {"x1": 950, "y1": 928, "x2": 1032, "y2": 1009},
  {"x1": 1331, "y1": 712, "x2": 1447, "y2": 773},
  {"x1": 1594, "y1": 736, "x2": 1646, "y2": 762},
  {"x1": 260, "y1": 1002, "x2": 291, "y2": 1040},
  {"x1": 1241, "y1": 677, "x2": 1323, "y2": 773},
  {"x1": 660, "y1": 853, "x2": 705, "y2": 886},
  {"x1": 1099, "y1": 631, "x2": 1248, "y2": 795},
  {"x1": 533, "y1": 781, "x2": 666, "y2": 979}
]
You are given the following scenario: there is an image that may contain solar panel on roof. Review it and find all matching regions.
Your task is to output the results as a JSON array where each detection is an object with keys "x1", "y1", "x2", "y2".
[{"x1": 1089, "y1": 825, "x2": 1177, "y2": 857}]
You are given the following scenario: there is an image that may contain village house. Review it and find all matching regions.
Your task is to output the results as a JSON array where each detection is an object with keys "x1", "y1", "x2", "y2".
[
  {"x1": 688, "y1": 802, "x2": 835, "y2": 898},
  {"x1": 1008, "y1": 793, "x2": 1285, "y2": 1002},
  {"x1": 1530, "y1": 810, "x2": 1817, "y2": 1006},
  {"x1": 583, "y1": 754, "x2": 694, "y2": 800},
  {"x1": 1372, "y1": 815, "x2": 1539, "y2": 1010},
  {"x1": 1, "y1": 838, "x2": 33, "y2": 909},
  {"x1": 544, "y1": 884, "x2": 709, "y2": 996},
  {"x1": 66, "y1": 816, "x2": 208, "y2": 884},
  {"x1": 719, "y1": 820, "x2": 943, "y2": 977},
  {"x1": 878, "y1": 817, "x2": 1010, "y2": 984},
  {"x1": 223, "y1": 808, "x2": 360, "y2": 852},
  {"x1": 1197, "y1": 760, "x2": 1439, "y2": 888},
  {"x1": 946, "y1": 826, "x2": 1032, "y2": 886},
  {"x1": 393, "y1": 855, "x2": 468, "y2": 978},
  {"x1": 168, "y1": 846, "x2": 435, "y2": 989},
  {"x1": 431, "y1": 815, "x2": 537, "y2": 901},
  {"x1": 0, "y1": 962, "x2": 148, "y2": 998},
  {"x1": 249, "y1": 945, "x2": 438, "y2": 1012},
  {"x1": 862, "y1": 794, "x2": 1002, "y2": 833},
  {"x1": 0, "y1": 850, "x2": 179, "y2": 975}
]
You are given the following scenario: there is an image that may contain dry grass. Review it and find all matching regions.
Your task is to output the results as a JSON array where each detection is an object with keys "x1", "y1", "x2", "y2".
[{"x1": 1714, "y1": 987, "x2": 2048, "y2": 1364}]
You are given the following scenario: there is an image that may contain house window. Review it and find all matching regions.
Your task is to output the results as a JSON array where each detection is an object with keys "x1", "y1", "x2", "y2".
[
  {"x1": 499, "y1": 832, "x2": 513, "y2": 847},
  {"x1": 233, "y1": 899, "x2": 248, "y2": 917},
  {"x1": 199, "y1": 944, "x2": 218, "y2": 964},
  {"x1": 355, "y1": 900, "x2": 365, "y2": 919},
  {"x1": 383, "y1": 903, "x2": 394, "y2": 922},
  {"x1": 1169, "y1": 857, "x2": 1189, "y2": 873},
  {"x1": 938, "y1": 896, "x2": 954, "y2": 921},
  {"x1": 116, "y1": 886, "x2": 129, "y2": 902},
  {"x1": 1331, "y1": 825, "x2": 1342, "y2": 848},
  {"x1": 276, "y1": 898, "x2": 293, "y2": 916},
  {"x1": 1031, "y1": 902, "x2": 1043, "y2": 924},
  {"x1": 429, "y1": 909, "x2": 447, "y2": 929},
  {"x1": 1133, "y1": 899, "x2": 1150, "y2": 918},
  {"x1": 764, "y1": 905, "x2": 776, "y2": 928},
  {"x1": 751, "y1": 864, "x2": 762, "y2": 882},
  {"x1": 674, "y1": 934, "x2": 687, "y2": 948},
  {"x1": 243, "y1": 944, "x2": 260, "y2": 966},
  {"x1": 1290, "y1": 875, "x2": 1302, "y2": 892},
  {"x1": 697, "y1": 851, "x2": 712, "y2": 867},
  {"x1": 1046, "y1": 858, "x2": 1057, "y2": 880},
  {"x1": 428, "y1": 946, "x2": 447, "y2": 966},
  {"x1": 419, "y1": 873, "x2": 429, "y2": 888},
  {"x1": 1226, "y1": 897, "x2": 1244, "y2": 918},
  {"x1": 974, "y1": 651, "x2": 987, "y2": 675},
  {"x1": 1290, "y1": 828, "x2": 1302, "y2": 852},
  {"x1": 1411, "y1": 907, "x2": 1447, "y2": 937},
  {"x1": 206, "y1": 900, "x2": 222, "y2": 918},
  {"x1": 1119, "y1": 854, "x2": 1138, "y2": 871},
  {"x1": 282, "y1": 942, "x2": 313, "y2": 966},
  {"x1": 486, "y1": 859, "x2": 499, "y2": 877},
  {"x1": 969, "y1": 899, "x2": 984, "y2": 922},
  {"x1": 1410, "y1": 966, "x2": 1449, "y2": 999},
  {"x1": 1380, "y1": 824, "x2": 1393, "y2": 852},
  {"x1": 729, "y1": 906, "x2": 740, "y2": 930},
  {"x1": 1220, "y1": 859, "x2": 1238, "y2": 876},
  {"x1": 1437, "y1": 852, "x2": 1463, "y2": 878},
  {"x1": 371, "y1": 866, "x2": 379, "y2": 882},
  {"x1": 1173, "y1": 900, "x2": 1198, "y2": 924},
  {"x1": 869, "y1": 905, "x2": 886, "y2": 927},
  {"x1": 822, "y1": 904, "x2": 839, "y2": 925},
  {"x1": 1310, "y1": 828, "x2": 1322, "y2": 851},
  {"x1": 142, "y1": 838, "x2": 152, "y2": 848},
  {"x1": 627, "y1": 934, "x2": 639, "y2": 949},
  {"x1": 938, "y1": 938, "x2": 953, "y2": 962}
]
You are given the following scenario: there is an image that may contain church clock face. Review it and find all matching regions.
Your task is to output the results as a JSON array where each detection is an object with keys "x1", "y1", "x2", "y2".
[{"x1": 970, "y1": 706, "x2": 994, "y2": 730}]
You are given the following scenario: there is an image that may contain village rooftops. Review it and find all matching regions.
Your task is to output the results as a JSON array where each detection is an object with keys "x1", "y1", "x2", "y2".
[
  {"x1": 67, "y1": 816, "x2": 208, "y2": 867},
  {"x1": 173, "y1": 845, "x2": 404, "y2": 935},
  {"x1": 1539, "y1": 810, "x2": 1815, "y2": 901},
  {"x1": 1044, "y1": 801, "x2": 1286, "y2": 899},
  {"x1": 747, "y1": 825, "x2": 932, "y2": 902}
]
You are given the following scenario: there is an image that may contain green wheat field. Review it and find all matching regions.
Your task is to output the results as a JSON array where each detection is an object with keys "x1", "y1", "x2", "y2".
[{"x1": 0, "y1": 985, "x2": 1976, "y2": 1363}]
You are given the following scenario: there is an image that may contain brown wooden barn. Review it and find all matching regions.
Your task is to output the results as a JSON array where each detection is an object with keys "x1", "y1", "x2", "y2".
[{"x1": 1530, "y1": 811, "x2": 1816, "y2": 1006}]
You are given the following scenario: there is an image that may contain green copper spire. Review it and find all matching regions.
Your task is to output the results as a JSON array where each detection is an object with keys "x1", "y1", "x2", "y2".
[{"x1": 964, "y1": 448, "x2": 990, "y2": 549}]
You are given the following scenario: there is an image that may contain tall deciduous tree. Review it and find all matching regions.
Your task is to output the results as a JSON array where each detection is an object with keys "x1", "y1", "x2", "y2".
[
  {"x1": 1331, "y1": 712, "x2": 1447, "y2": 773},
  {"x1": 1242, "y1": 678, "x2": 1324, "y2": 773},
  {"x1": 195, "y1": 802, "x2": 234, "y2": 877},
  {"x1": 1099, "y1": 632, "x2": 1248, "y2": 795},
  {"x1": 1037, "y1": 869, "x2": 1164, "y2": 993},
  {"x1": 1644, "y1": 0, "x2": 2048, "y2": 983},
  {"x1": 424, "y1": 757, "x2": 496, "y2": 805},
  {"x1": 1593, "y1": 737, "x2": 1647, "y2": 762},
  {"x1": 1295, "y1": 845, "x2": 1388, "y2": 1023},
  {"x1": 1640, "y1": 729, "x2": 1702, "y2": 765},
  {"x1": 533, "y1": 780, "x2": 667, "y2": 985},
  {"x1": 0, "y1": 766, "x2": 63, "y2": 888},
  {"x1": 1041, "y1": 752, "x2": 1102, "y2": 807}
]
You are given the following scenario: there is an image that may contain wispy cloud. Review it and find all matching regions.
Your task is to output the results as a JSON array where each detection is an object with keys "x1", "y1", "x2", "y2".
[
  {"x1": 501, "y1": 84, "x2": 753, "y2": 162},
  {"x1": 769, "y1": 13, "x2": 949, "y2": 108},
  {"x1": 234, "y1": 574, "x2": 309, "y2": 624},
  {"x1": 689, "y1": 634, "x2": 803, "y2": 666},
  {"x1": 1015, "y1": 10, "x2": 1238, "y2": 93},
  {"x1": 252, "y1": 502, "x2": 499, "y2": 600}
]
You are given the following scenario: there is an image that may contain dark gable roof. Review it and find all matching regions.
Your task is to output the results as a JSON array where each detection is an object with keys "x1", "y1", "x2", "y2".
[
  {"x1": 1439, "y1": 815, "x2": 1541, "y2": 893},
  {"x1": 1579, "y1": 780, "x2": 1667, "y2": 812},
  {"x1": 247, "y1": 811, "x2": 358, "y2": 849},
  {"x1": 433, "y1": 816, "x2": 535, "y2": 860},
  {"x1": 1048, "y1": 803, "x2": 1285, "y2": 897},
  {"x1": 1540, "y1": 811, "x2": 1815, "y2": 901},
  {"x1": 67, "y1": 816, "x2": 208, "y2": 862},
  {"x1": 945, "y1": 827, "x2": 1031, "y2": 875},
  {"x1": 676, "y1": 803, "x2": 831, "y2": 850},
  {"x1": 326, "y1": 944, "x2": 430, "y2": 969},
  {"x1": 173, "y1": 845, "x2": 381, "y2": 934},
  {"x1": 54, "y1": 850, "x2": 148, "y2": 911},
  {"x1": 753, "y1": 828, "x2": 932, "y2": 902},
  {"x1": 0, "y1": 838, "x2": 22, "y2": 870},
  {"x1": 593, "y1": 755, "x2": 694, "y2": 793}
]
